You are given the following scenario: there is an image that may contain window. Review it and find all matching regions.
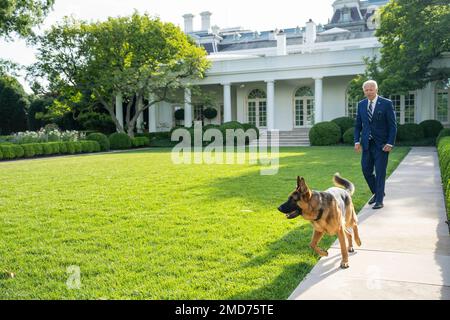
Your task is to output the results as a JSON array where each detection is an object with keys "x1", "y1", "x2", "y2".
[
  {"x1": 247, "y1": 89, "x2": 267, "y2": 128},
  {"x1": 436, "y1": 79, "x2": 450, "y2": 124},
  {"x1": 294, "y1": 87, "x2": 314, "y2": 127},
  {"x1": 345, "y1": 86, "x2": 358, "y2": 119},
  {"x1": 388, "y1": 93, "x2": 416, "y2": 124},
  {"x1": 194, "y1": 104, "x2": 204, "y2": 122}
]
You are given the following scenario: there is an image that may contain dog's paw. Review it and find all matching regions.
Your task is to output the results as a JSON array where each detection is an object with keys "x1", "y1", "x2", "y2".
[
  {"x1": 348, "y1": 247, "x2": 355, "y2": 253},
  {"x1": 355, "y1": 238, "x2": 362, "y2": 246},
  {"x1": 340, "y1": 261, "x2": 349, "y2": 269},
  {"x1": 319, "y1": 250, "x2": 328, "y2": 257}
]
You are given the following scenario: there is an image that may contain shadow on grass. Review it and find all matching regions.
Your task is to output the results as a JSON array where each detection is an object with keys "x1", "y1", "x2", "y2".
[{"x1": 229, "y1": 224, "x2": 336, "y2": 300}]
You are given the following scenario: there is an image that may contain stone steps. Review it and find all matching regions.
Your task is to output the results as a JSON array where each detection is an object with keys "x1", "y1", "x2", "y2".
[{"x1": 250, "y1": 129, "x2": 310, "y2": 147}]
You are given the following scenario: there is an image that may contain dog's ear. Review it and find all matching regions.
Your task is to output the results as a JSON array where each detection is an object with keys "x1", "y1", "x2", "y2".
[{"x1": 297, "y1": 177, "x2": 310, "y2": 194}]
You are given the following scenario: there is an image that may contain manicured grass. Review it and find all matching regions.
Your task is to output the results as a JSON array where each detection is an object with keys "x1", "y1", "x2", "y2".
[{"x1": 0, "y1": 146, "x2": 409, "y2": 299}]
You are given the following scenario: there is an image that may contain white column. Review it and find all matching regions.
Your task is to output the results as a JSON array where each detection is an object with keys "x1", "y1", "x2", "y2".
[
  {"x1": 184, "y1": 88, "x2": 192, "y2": 128},
  {"x1": 115, "y1": 93, "x2": 124, "y2": 131},
  {"x1": 223, "y1": 83, "x2": 232, "y2": 123},
  {"x1": 148, "y1": 94, "x2": 157, "y2": 133},
  {"x1": 136, "y1": 95, "x2": 144, "y2": 133},
  {"x1": 266, "y1": 80, "x2": 275, "y2": 130},
  {"x1": 314, "y1": 77, "x2": 323, "y2": 124}
]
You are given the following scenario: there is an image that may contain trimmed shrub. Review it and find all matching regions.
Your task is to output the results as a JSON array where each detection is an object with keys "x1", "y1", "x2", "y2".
[
  {"x1": 87, "y1": 132, "x2": 110, "y2": 151},
  {"x1": 109, "y1": 132, "x2": 132, "y2": 150},
  {"x1": 131, "y1": 137, "x2": 150, "y2": 148},
  {"x1": 33, "y1": 144, "x2": 43, "y2": 156},
  {"x1": 437, "y1": 128, "x2": 450, "y2": 146},
  {"x1": 73, "y1": 141, "x2": 82, "y2": 153},
  {"x1": 309, "y1": 121, "x2": 341, "y2": 146},
  {"x1": 21, "y1": 144, "x2": 36, "y2": 158},
  {"x1": 331, "y1": 117, "x2": 355, "y2": 139},
  {"x1": 242, "y1": 123, "x2": 260, "y2": 138},
  {"x1": 174, "y1": 109, "x2": 185, "y2": 120},
  {"x1": 90, "y1": 140, "x2": 101, "y2": 152},
  {"x1": 397, "y1": 123, "x2": 424, "y2": 142},
  {"x1": 12, "y1": 145, "x2": 24, "y2": 158},
  {"x1": 219, "y1": 121, "x2": 245, "y2": 145},
  {"x1": 66, "y1": 142, "x2": 76, "y2": 154},
  {"x1": 80, "y1": 140, "x2": 93, "y2": 153},
  {"x1": 0, "y1": 145, "x2": 15, "y2": 159},
  {"x1": 419, "y1": 120, "x2": 443, "y2": 138},
  {"x1": 42, "y1": 143, "x2": 53, "y2": 155},
  {"x1": 58, "y1": 142, "x2": 68, "y2": 154},
  {"x1": 343, "y1": 127, "x2": 355, "y2": 145},
  {"x1": 203, "y1": 107, "x2": 218, "y2": 119},
  {"x1": 437, "y1": 137, "x2": 450, "y2": 222},
  {"x1": 48, "y1": 142, "x2": 60, "y2": 154}
]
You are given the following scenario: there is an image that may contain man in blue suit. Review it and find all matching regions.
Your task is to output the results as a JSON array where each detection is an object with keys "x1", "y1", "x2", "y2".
[{"x1": 354, "y1": 80, "x2": 397, "y2": 209}]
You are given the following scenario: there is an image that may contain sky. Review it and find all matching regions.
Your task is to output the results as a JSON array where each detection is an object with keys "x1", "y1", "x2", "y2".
[{"x1": 0, "y1": 0, "x2": 336, "y2": 92}]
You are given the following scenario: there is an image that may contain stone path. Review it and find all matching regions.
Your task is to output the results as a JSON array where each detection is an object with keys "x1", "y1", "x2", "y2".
[{"x1": 289, "y1": 147, "x2": 450, "y2": 300}]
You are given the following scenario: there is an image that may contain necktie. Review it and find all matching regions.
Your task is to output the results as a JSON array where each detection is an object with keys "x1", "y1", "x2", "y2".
[
  {"x1": 368, "y1": 101, "x2": 374, "y2": 123},
  {"x1": 368, "y1": 101, "x2": 374, "y2": 140}
]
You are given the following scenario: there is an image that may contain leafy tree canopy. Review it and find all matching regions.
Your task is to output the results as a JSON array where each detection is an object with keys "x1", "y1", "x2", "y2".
[{"x1": 30, "y1": 12, "x2": 210, "y2": 136}]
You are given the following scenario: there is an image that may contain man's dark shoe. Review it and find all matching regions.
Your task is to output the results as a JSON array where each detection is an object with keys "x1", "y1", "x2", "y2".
[
  {"x1": 368, "y1": 194, "x2": 376, "y2": 205},
  {"x1": 372, "y1": 203, "x2": 384, "y2": 209}
]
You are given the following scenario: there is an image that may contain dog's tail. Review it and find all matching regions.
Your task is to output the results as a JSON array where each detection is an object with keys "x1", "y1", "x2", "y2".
[{"x1": 333, "y1": 173, "x2": 355, "y2": 196}]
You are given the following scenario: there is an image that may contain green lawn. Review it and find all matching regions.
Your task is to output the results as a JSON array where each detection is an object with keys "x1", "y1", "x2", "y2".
[{"x1": 0, "y1": 146, "x2": 409, "y2": 299}]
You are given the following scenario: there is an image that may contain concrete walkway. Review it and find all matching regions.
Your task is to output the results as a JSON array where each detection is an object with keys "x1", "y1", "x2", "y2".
[{"x1": 289, "y1": 147, "x2": 450, "y2": 300}]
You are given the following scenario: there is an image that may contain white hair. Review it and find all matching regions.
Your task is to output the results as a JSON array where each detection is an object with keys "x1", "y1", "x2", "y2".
[{"x1": 362, "y1": 80, "x2": 378, "y2": 90}]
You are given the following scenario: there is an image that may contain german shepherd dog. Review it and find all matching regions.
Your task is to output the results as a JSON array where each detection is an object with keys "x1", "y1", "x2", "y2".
[{"x1": 278, "y1": 174, "x2": 361, "y2": 269}]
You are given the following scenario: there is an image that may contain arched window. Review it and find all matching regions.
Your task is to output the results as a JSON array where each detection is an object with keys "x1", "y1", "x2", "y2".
[
  {"x1": 247, "y1": 89, "x2": 267, "y2": 127},
  {"x1": 436, "y1": 79, "x2": 450, "y2": 124},
  {"x1": 294, "y1": 87, "x2": 314, "y2": 127},
  {"x1": 248, "y1": 89, "x2": 266, "y2": 99},
  {"x1": 295, "y1": 87, "x2": 314, "y2": 97}
]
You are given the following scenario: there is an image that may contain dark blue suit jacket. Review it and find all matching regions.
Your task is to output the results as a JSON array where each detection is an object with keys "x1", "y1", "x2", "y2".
[{"x1": 354, "y1": 96, "x2": 397, "y2": 151}]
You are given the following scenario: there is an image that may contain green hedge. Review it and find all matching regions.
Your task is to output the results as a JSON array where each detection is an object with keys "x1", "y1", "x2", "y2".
[
  {"x1": 397, "y1": 124, "x2": 424, "y2": 142},
  {"x1": 109, "y1": 133, "x2": 132, "y2": 150},
  {"x1": 436, "y1": 128, "x2": 450, "y2": 146},
  {"x1": 65, "y1": 142, "x2": 76, "y2": 154},
  {"x1": 309, "y1": 122, "x2": 341, "y2": 146},
  {"x1": 0, "y1": 145, "x2": 15, "y2": 159},
  {"x1": 12, "y1": 145, "x2": 24, "y2": 158},
  {"x1": 33, "y1": 144, "x2": 43, "y2": 156},
  {"x1": 419, "y1": 120, "x2": 443, "y2": 138},
  {"x1": 437, "y1": 136, "x2": 450, "y2": 222},
  {"x1": 331, "y1": 117, "x2": 355, "y2": 140},
  {"x1": 343, "y1": 127, "x2": 355, "y2": 145},
  {"x1": 87, "y1": 133, "x2": 110, "y2": 151},
  {"x1": 0, "y1": 140, "x2": 101, "y2": 161},
  {"x1": 131, "y1": 137, "x2": 150, "y2": 148},
  {"x1": 21, "y1": 144, "x2": 36, "y2": 158}
]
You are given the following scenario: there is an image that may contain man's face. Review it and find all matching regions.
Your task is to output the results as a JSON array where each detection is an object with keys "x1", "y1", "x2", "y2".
[{"x1": 363, "y1": 84, "x2": 378, "y2": 101}]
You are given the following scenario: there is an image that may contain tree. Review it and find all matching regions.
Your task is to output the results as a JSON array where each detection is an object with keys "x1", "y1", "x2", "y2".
[
  {"x1": 30, "y1": 12, "x2": 210, "y2": 137},
  {"x1": 0, "y1": 0, "x2": 55, "y2": 39},
  {"x1": 0, "y1": 75, "x2": 29, "y2": 134},
  {"x1": 375, "y1": 0, "x2": 449, "y2": 94}
]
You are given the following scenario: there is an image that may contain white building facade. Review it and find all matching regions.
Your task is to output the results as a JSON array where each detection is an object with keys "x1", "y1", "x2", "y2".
[{"x1": 138, "y1": 0, "x2": 450, "y2": 141}]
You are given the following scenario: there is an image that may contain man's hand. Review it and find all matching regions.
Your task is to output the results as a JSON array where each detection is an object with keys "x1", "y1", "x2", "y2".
[
  {"x1": 383, "y1": 145, "x2": 393, "y2": 153},
  {"x1": 354, "y1": 143, "x2": 361, "y2": 153}
]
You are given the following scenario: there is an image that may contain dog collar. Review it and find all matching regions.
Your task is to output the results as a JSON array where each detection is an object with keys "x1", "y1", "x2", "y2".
[{"x1": 314, "y1": 208, "x2": 324, "y2": 221}]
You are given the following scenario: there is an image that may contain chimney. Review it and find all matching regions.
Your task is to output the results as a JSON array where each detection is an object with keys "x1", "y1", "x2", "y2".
[
  {"x1": 305, "y1": 19, "x2": 317, "y2": 45},
  {"x1": 211, "y1": 25, "x2": 220, "y2": 35},
  {"x1": 200, "y1": 11, "x2": 212, "y2": 32},
  {"x1": 276, "y1": 29, "x2": 287, "y2": 55},
  {"x1": 183, "y1": 13, "x2": 194, "y2": 33}
]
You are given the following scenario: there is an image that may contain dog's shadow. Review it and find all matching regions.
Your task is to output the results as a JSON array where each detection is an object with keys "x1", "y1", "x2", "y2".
[{"x1": 229, "y1": 224, "x2": 344, "y2": 299}]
